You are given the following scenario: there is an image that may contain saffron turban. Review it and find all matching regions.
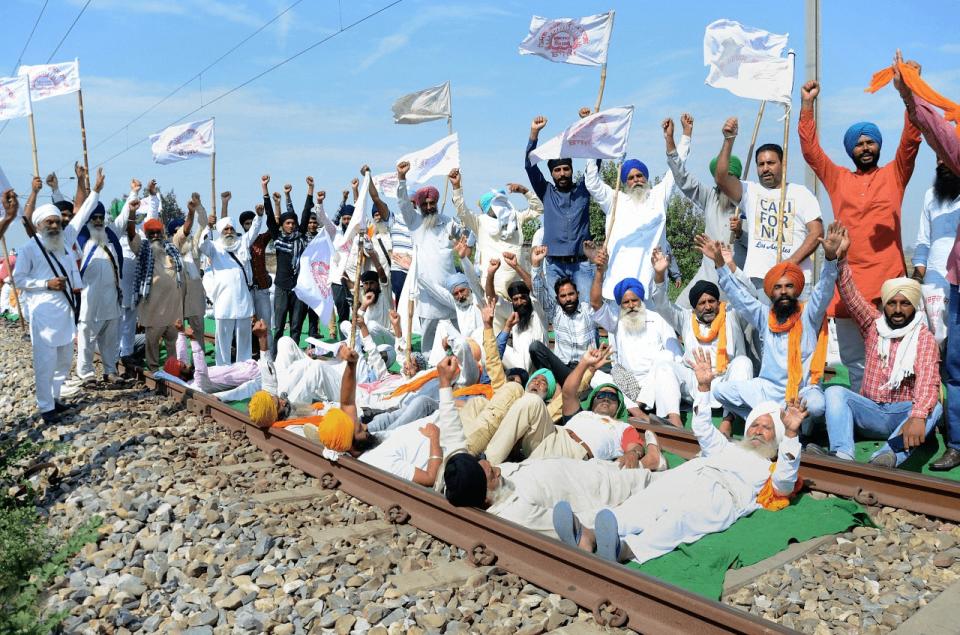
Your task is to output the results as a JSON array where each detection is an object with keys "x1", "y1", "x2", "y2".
[
  {"x1": 880, "y1": 278, "x2": 922, "y2": 310},
  {"x1": 142, "y1": 218, "x2": 164, "y2": 233},
  {"x1": 317, "y1": 408, "x2": 354, "y2": 452},
  {"x1": 215, "y1": 217, "x2": 236, "y2": 233},
  {"x1": 613, "y1": 278, "x2": 645, "y2": 305},
  {"x1": 688, "y1": 280, "x2": 720, "y2": 306},
  {"x1": 32, "y1": 204, "x2": 61, "y2": 227},
  {"x1": 163, "y1": 358, "x2": 186, "y2": 377},
  {"x1": 413, "y1": 186, "x2": 439, "y2": 208},
  {"x1": 527, "y1": 369, "x2": 557, "y2": 400},
  {"x1": 709, "y1": 155, "x2": 743, "y2": 179},
  {"x1": 763, "y1": 263, "x2": 805, "y2": 299},
  {"x1": 843, "y1": 122, "x2": 882, "y2": 159},
  {"x1": 238, "y1": 210, "x2": 256, "y2": 228},
  {"x1": 444, "y1": 453, "x2": 487, "y2": 508},
  {"x1": 465, "y1": 338, "x2": 482, "y2": 364},
  {"x1": 444, "y1": 272, "x2": 469, "y2": 293},
  {"x1": 167, "y1": 218, "x2": 185, "y2": 237},
  {"x1": 745, "y1": 401, "x2": 785, "y2": 444},
  {"x1": 248, "y1": 391, "x2": 278, "y2": 428},
  {"x1": 620, "y1": 159, "x2": 649, "y2": 183}
]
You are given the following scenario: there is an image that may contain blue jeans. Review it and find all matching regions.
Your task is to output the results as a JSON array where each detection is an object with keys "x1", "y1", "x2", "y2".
[
  {"x1": 368, "y1": 395, "x2": 439, "y2": 433},
  {"x1": 824, "y1": 385, "x2": 942, "y2": 464},
  {"x1": 545, "y1": 257, "x2": 595, "y2": 300},
  {"x1": 946, "y1": 285, "x2": 960, "y2": 451}
]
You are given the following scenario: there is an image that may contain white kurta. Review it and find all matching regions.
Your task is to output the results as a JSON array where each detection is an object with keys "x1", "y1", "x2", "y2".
[
  {"x1": 592, "y1": 302, "x2": 682, "y2": 378},
  {"x1": 586, "y1": 135, "x2": 691, "y2": 300},
  {"x1": 78, "y1": 233, "x2": 121, "y2": 324},
  {"x1": 114, "y1": 190, "x2": 159, "y2": 309},
  {"x1": 198, "y1": 214, "x2": 262, "y2": 320},
  {"x1": 495, "y1": 295, "x2": 549, "y2": 372}
]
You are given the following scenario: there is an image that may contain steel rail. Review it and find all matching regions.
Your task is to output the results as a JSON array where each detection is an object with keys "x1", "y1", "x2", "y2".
[{"x1": 126, "y1": 365, "x2": 793, "y2": 634}]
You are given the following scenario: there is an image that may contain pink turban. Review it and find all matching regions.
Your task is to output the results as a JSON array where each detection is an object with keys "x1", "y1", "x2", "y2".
[{"x1": 413, "y1": 186, "x2": 439, "y2": 208}]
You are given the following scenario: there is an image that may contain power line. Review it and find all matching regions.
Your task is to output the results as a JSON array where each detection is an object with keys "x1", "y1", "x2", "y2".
[
  {"x1": 10, "y1": 0, "x2": 48, "y2": 75},
  {"x1": 95, "y1": 0, "x2": 404, "y2": 167},
  {"x1": 46, "y1": 0, "x2": 91, "y2": 64}
]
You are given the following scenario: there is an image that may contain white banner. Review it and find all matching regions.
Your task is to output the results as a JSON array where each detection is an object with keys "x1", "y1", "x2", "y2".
[
  {"x1": 17, "y1": 59, "x2": 81, "y2": 102},
  {"x1": 528, "y1": 105, "x2": 634, "y2": 164},
  {"x1": 397, "y1": 246, "x2": 420, "y2": 338},
  {"x1": 372, "y1": 172, "x2": 399, "y2": 199},
  {"x1": 392, "y1": 81, "x2": 451, "y2": 125},
  {"x1": 399, "y1": 133, "x2": 460, "y2": 186},
  {"x1": 149, "y1": 118, "x2": 215, "y2": 165},
  {"x1": 0, "y1": 76, "x2": 32, "y2": 122},
  {"x1": 331, "y1": 172, "x2": 374, "y2": 281},
  {"x1": 519, "y1": 11, "x2": 614, "y2": 67},
  {"x1": 704, "y1": 19, "x2": 793, "y2": 106},
  {"x1": 294, "y1": 232, "x2": 336, "y2": 323}
]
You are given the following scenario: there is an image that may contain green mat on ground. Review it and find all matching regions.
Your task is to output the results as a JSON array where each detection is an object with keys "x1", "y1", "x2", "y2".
[{"x1": 630, "y1": 495, "x2": 876, "y2": 599}]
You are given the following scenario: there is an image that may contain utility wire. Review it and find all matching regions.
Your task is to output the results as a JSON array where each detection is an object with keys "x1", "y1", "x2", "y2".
[
  {"x1": 46, "y1": 0, "x2": 91, "y2": 63},
  {"x1": 0, "y1": 1, "x2": 50, "y2": 137}
]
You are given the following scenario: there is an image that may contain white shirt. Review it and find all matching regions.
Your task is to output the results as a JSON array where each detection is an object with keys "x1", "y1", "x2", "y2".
[
  {"x1": 359, "y1": 415, "x2": 439, "y2": 481},
  {"x1": 198, "y1": 214, "x2": 262, "y2": 320},
  {"x1": 592, "y1": 302, "x2": 682, "y2": 377},
  {"x1": 914, "y1": 188, "x2": 960, "y2": 290},
  {"x1": 737, "y1": 181, "x2": 822, "y2": 282},
  {"x1": 565, "y1": 411, "x2": 632, "y2": 461},
  {"x1": 650, "y1": 281, "x2": 747, "y2": 367},
  {"x1": 496, "y1": 295, "x2": 549, "y2": 371},
  {"x1": 77, "y1": 228, "x2": 121, "y2": 323}
]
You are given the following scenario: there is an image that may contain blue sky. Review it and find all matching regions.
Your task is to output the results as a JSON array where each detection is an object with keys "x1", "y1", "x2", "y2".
[{"x1": 2, "y1": 0, "x2": 959, "y2": 253}]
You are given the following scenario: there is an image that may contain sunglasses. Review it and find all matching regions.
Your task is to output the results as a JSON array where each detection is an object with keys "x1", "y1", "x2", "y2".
[{"x1": 593, "y1": 391, "x2": 619, "y2": 403}]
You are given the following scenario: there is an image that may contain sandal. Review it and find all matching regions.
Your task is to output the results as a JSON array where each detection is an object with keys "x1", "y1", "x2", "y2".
[
  {"x1": 594, "y1": 509, "x2": 622, "y2": 563},
  {"x1": 553, "y1": 501, "x2": 581, "y2": 548}
]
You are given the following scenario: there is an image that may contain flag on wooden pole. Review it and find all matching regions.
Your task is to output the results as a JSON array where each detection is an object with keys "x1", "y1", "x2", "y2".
[
  {"x1": 704, "y1": 19, "x2": 794, "y2": 107},
  {"x1": 294, "y1": 232, "x2": 336, "y2": 323},
  {"x1": 527, "y1": 105, "x2": 634, "y2": 164},
  {"x1": 17, "y1": 59, "x2": 81, "y2": 102},
  {"x1": 149, "y1": 118, "x2": 216, "y2": 164},
  {"x1": 0, "y1": 76, "x2": 32, "y2": 121},
  {"x1": 392, "y1": 81, "x2": 451, "y2": 124},
  {"x1": 519, "y1": 11, "x2": 614, "y2": 67}
]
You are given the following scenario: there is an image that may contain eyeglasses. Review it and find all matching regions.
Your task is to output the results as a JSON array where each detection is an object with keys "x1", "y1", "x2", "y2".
[{"x1": 593, "y1": 391, "x2": 619, "y2": 403}]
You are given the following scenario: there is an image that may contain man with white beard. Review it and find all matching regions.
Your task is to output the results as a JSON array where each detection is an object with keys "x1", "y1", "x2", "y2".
[
  {"x1": 18, "y1": 168, "x2": 104, "y2": 422},
  {"x1": 590, "y1": 249, "x2": 682, "y2": 419},
  {"x1": 584, "y1": 111, "x2": 692, "y2": 299},
  {"x1": 199, "y1": 205, "x2": 264, "y2": 366},
  {"x1": 553, "y1": 349, "x2": 807, "y2": 565},
  {"x1": 75, "y1": 190, "x2": 133, "y2": 386}
]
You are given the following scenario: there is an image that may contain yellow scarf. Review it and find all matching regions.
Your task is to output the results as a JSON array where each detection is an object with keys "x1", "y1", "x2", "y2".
[
  {"x1": 693, "y1": 302, "x2": 728, "y2": 373},
  {"x1": 757, "y1": 463, "x2": 803, "y2": 511},
  {"x1": 767, "y1": 302, "x2": 828, "y2": 401}
]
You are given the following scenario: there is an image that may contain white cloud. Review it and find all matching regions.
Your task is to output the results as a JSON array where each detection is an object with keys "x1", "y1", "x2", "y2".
[{"x1": 939, "y1": 44, "x2": 960, "y2": 54}]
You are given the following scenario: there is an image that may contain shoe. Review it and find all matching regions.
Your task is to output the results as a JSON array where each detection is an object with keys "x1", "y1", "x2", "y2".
[
  {"x1": 58, "y1": 383, "x2": 82, "y2": 398},
  {"x1": 804, "y1": 443, "x2": 830, "y2": 456},
  {"x1": 120, "y1": 355, "x2": 141, "y2": 370},
  {"x1": 303, "y1": 424, "x2": 321, "y2": 446},
  {"x1": 644, "y1": 430, "x2": 669, "y2": 471},
  {"x1": 40, "y1": 410, "x2": 62, "y2": 424},
  {"x1": 81, "y1": 376, "x2": 97, "y2": 387},
  {"x1": 104, "y1": 374, "x2": 124, "y2": 384},
  {"x1": 930, "y1": 448, "x2": 960, "y2": 472},
  {"x1": 552, "y1": 501, "x2": 581, "y2": 548},
  {"x1": 869, "y1": 451, "x2": 897, "y2": 469},
  {"x1": 53, "y1": 401, "x2": 74, "y2": 413},
  {"x1": 594, "y1": 509, "x2": 622, "y2": 563}
]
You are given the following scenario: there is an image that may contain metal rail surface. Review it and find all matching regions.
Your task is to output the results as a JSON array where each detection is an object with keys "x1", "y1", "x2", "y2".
[{"x1": 126, "y1": 364, "x2": 794, "y2": 634}]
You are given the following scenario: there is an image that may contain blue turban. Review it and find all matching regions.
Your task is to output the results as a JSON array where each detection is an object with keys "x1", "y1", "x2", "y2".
[
  {"x1": 167, "y1": 217, "x2": 185, "y2": 237},
  {"x1": 89, "y1": 202, "x2": 106, "y2": 218},
  {"x1": 444, "y1": 272, "x2": 469, "y2": 293},
  {"x1": 843, "y1": 123, "x2": 882, "y2": 159},
  {"x1": 478, "y1": 189, "x2": 505, "y2": 214},
  {"x1": 613, "y1": 278, "x2": 645, "y2": 305},
  {"x1": 620, "y1": 159, "x2": 649, "y2": 183}
]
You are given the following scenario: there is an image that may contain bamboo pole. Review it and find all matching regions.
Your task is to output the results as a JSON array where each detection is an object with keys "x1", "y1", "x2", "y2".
[
  {"x1": 440, "y1": 116, "x2": 453, "y2": 214},
  {"x1": 776, "y1": 108, "x2": 792, "y2": 263},
  {"x1": 732, "y1": 100, "x2": 766, "y2": 244},
  {"x1": 2, "y1": 241, "x2": 25, "y2": 328},
  {"x1": 349, "y1": 233, "x2": 365, "y2": 349},
  {"x1": 602, "y1": 161, "x2": 623, "y2": 250},
  {"x1": 78, "y1": 89, "x2": 91, "y2": 191},
  {"x1": 211, "y1": 152, "x2": 217, "y2": 218},
  {"x1": 594, "y1": 65, "x2": 607, "y2": 113},
  {"x1": 406, "y1": 247, "x2": 417, "y2": 366},
  {"x1": 28, "y1": 114, "x2": 40, "y2": 177}
]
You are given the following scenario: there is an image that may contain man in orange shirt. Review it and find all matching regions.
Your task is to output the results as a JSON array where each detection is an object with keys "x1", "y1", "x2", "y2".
[{"x1": 798, "y1": 76, "x2": 922, "y2": 392}]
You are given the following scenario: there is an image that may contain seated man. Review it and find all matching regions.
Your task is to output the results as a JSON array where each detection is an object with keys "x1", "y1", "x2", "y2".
[
  {"x1": 528, "y1": 245, "x2": 599, "y2": 388},
  {"x1": 486, "y1": 255, "x2": 548, "y2": 372},
  {"x1": 590, "y1": 248, "x2": 682, "y2": 419},
  {"x1": 159, "y1": 319, "x2": 270, "y2": 394},
  {"x1": 339, "y1": 257, "x2": 391, "y2": 345},
  {"x1": 709, "y1": 222, "x2": 844, "y2": 422},
  {"x1": 808, "y1": 224, "x2": 942, "y2": 467},
  {"x1": 650, "y1": 246, "x2": 753, "y2": 433},
  {"x1": 553, "y1": 349, "x2": 806, "y2": 564}
]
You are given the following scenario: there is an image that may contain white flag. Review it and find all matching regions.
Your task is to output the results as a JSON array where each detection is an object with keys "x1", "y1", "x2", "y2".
[
  {"x1": 519, "y1": 11, "x2": 615, "y2": 67},
  {"x1": 17, "y1": 59, "x2": 81, "y2": 102},
  {"x1": 0, "y1": 76, "x2": 32, "y2": 122},
  {"x1": 331, "y1": 172, "x2": 375, "y2": 281},
  {"x1": 372, "y1": 172, "x2": 399, "y2": 199},
  {"x1": 294, "y1": 232, "x2": 336, "y2": 323},
  {"x1": 392, "y1": 81, "x2": 451, "y2": 125},
  {"x1": 704, "y1": 19, "x2": 794, "y2": 106},
  {"x1": 399, "y1": 133, "x2": 460, "y2": 186},
  {"x1": 528, "y1": 105, "x2": 634, "y2": 164},
  {"x1": 149, "y1": 118, "x2": 215, "y2": 165},
  {"x1": 397, "y1": 246, "x2": 421, "y2": 338}
]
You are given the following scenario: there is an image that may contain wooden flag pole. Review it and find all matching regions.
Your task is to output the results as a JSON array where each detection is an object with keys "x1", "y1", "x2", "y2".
[
  {"x1": 2, "y1": 240, "x2": 26, "y2": 331},
  {"x1": 349, "y1": 233, "x2": 366, "y2": 349},
  {"x1": 28, "y1": 114, "x2": 40, "y2": 177},
  {"x1": 740, "y1": 100, "x2": 766, "y2": 183},
  {"x1": 594, "y1": 65, "x2": 607, "y2": 113},
  {"x1": 440, "y1": 116, "x2": 453, "y2": 214},
  {"x1": 78, "y1": 89, "x2": 91, "y2": 191},
  {"x1": 211, "y1": 152, "x2": 217, "y2": 218},
  {"x1": 776, "y1": 108, "x2": 792, "y2": 263},
  {"x1": 602, "y1": 161, "x2": 623, "y2": 250},
  {"x1": 406, "y1": 246, "x2": 417, "y2": 366}
]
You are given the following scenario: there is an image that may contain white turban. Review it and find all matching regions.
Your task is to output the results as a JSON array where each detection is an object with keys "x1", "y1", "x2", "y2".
[
  {"x1": 377, "y1": 344, "x2": 396, "y2": 368},
  {"x1": 745, "y1": 401, "x2": 785, "y2": 444},
  {"x1": 880, "y1": 278, "x2": 923, "y2": 310},
  {"x1": 32, "y1": 204, "x2": 61, "y2": 227},
  {"x1": 216, "y1": 216, "x2": 237, "y2": 233}
]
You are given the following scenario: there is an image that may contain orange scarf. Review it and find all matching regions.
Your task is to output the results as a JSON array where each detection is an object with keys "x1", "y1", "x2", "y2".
[
  {"x1": 756, "y1": 463, "x2": 803, "y2": 511},
  {"x1": 767, "y1": 302, "x2": 828, "y2": 401},
  {"x1": 388, "y1": 368, "x2": 493, "y2": 400},
  {"x1": 693, "y1": 303, "x2": 728, "y2": 373},
  {"x1": 866, "y1": 62, "x2": 960, "y2": 138}
]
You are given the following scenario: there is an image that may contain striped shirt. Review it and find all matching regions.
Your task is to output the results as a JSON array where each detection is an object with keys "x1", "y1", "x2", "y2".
[
  {"x1": 389, "y1": 212, "x2": 413, "y2": 272},
  {"x1": 533, "y1": 266, "x2": 599, "y2": 364}
]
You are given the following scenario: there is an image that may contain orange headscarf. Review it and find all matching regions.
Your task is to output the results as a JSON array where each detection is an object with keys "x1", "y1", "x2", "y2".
[
  {"x1": 693, "y1": 303, "x2": 728, "y2": 373},
  {"x1": 388, "y1": 368, "x2": 493, "y2": 400},
  {"x1": 866, "y1": 62, "x2": 960, "y2": 139},
  {"x1": 757, "y1": 463, "x2": 803, "y2": 511},
  {"x1": 763, "y1": 262, "x2": 805, "y2": 299},
  {"x1": 768, "y1": 302, "x2": 829, "y2": 401}
]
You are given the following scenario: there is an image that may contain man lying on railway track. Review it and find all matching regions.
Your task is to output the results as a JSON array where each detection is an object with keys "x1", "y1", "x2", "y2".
[{"x1": 553, "y1": 348, "x2": 806, "y2": 565}]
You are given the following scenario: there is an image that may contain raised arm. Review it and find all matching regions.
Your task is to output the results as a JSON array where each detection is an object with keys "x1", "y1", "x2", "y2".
[
  {"x1": 300, "y1": 176, "x2": 315, "y2": 233},
  {"x1": 650, "y1": 246, "x2": 685, "y2": 331},
  {"x1": 688, "y1": 349, "x2": 728, "y2": 457},
  {"x1": 68, "y1": 167, "x2": 104, "y2": 234},
  {"x1": 315, "y1": 191, "x2": 336, "y2": 238},
  {"x1": 340, "y1": 346, "x2": 359, "y2": 421},
  {"x1": 360, "y1": 165, "x2": 390, "y2": 222},
  {"x1": 590, "y1": 248, "x2": 608, "y2": 310},
  {"x1": 502, "y1": 252, "x2": 532, "y2": 295},
  {"x1": 562, "y1": 346, "x2": 612, "y2": 417},
  {"x1": 241, "y1": 205, "x2": 263, "y2": 251},
  {"x1": 524, "y1": 117, "x2": 549, "y2": 199},
  {"x1": 262, "y1": 175, "x2": 280, "y2": 239},
  {"x1": 714, "y1": 117, "x2": 743, "y2": 204},
  {"x1": 798, "y1": 81, "x2": 841, "y2": 190},
  {"x1": 220, "y1": 190, "x2": 231, "y2": 219},
  {"x1": 484, "y1": 258, "x2": 500, "y2": 302},
  {"x1": 396, "y1": 162, "x2": 419, "y2": 229},
  {"x1": 449, "y1": 169, "x2": 480, "y2": 233},
  {"x1": 73, "y1": 162, "x2": 89, "y2": 211}
]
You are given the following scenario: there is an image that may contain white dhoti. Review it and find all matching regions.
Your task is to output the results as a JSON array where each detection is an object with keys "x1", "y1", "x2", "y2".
[
  {"x1": 77, "y1": 318, "x2": 120, "y2": 378},
  {"x1": 33, "y1": 341, "x2": 74, "y2": 413},
  {"x1": 275, "y1": 337, "x2": 347, "y2": 404},
  {"x1": 653, "y1": 356, "x2": 754, "y2": 418}
]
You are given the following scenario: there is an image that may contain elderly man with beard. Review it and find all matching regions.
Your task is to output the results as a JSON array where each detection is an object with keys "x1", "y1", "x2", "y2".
[
  {"x1": 18, "y1": 169, "x2": 104, "y2": 422},
  {"x1": 914, "y1": 159, "x2": 960, "y2": 291},
  {"x1": 396, "y1": 161, "x2": 470, "y2": 353},
  {"x1": 75, "y1": 176, "x2": 129, "y2": 386},
  {"x1": 553, "y1": 348, "x2": 807, "y2": 565},
  {"x1": 485, "y1": 254, "x2": 548, "y2": 373},
  {"x1": 585, "y1": 111, "x2": 692, "y2": 298},
  {"x1": 527, "y1": 245, "x2": 598, "y2": 387},
  {"x1": 709, "y1": 222, "x2": 844, "y2": 423},
  {"x1": 650, "y1": 246, "x2": 753, "y2": 433},
  {"x1": 590, "y1": 249, "x2": 682, "y2": 420},
  {"x1": 804, "y1": 224, "x2": 941, "y2": 468},
  {"x1": 199, "y1": 203, "x2": 263, "y2": 366},
  {"x1": 800, "y1": 78, "x2": 922, "y2": 393}
]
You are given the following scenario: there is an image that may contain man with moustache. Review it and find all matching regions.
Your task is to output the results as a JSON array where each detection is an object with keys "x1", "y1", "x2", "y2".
[
  {"x1": 799, "y1": 77, "x2": 922, "y2": 392},
  {"x1": 806, "y1": 224, "x2": 941, "y2": 468},
  {"x1": 584, "y1": 111, "x2": 692, "y2": 298},
  {"x1": 552, "y1": 348, "x2": 808, "y2": 565},
  {"x1": 19, "y1": 168, "x2": 104, "y2": 422},
  {"x1": 708, "y1": 222, "x2": 846, "y2": 422},
  {"x1": 485, "y1": 254, "x2": 548, "y2": 373},
  {"x1": 913, "y1": 159, "x2": 960, "y2": 291},
  {"x1": 650, "y1": 246, "x2": 753, "y2": 432},
  {"x1": 527, "y1": 245, "x2": 598, "y2": 387}
]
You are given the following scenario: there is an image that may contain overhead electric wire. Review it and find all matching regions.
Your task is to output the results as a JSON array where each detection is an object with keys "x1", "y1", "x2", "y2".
[
  {"x1": 46, "y1": 0, "x2": 91, "y2": 63},
  {"x1": 0, "y1": 1, "x2": 50, "y2": 137}
]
